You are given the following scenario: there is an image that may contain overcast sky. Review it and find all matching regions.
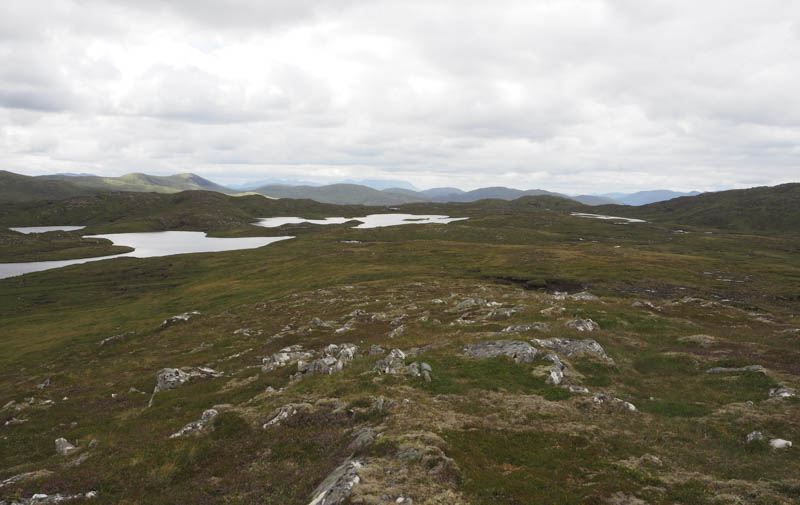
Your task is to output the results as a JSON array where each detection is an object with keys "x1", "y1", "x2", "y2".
[{"x1": 1, "y1": 1, "x2": 798, "y2": 192}]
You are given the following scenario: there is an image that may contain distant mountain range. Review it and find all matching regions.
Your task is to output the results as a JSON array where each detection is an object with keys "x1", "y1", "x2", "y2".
[{"x1": 1, "y1": 169, "x2": 702, "y2": 207}]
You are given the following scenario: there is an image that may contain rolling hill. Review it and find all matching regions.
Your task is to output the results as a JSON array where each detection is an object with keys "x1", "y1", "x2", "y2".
[
  {"x1": 41, "y1": 172, "x2": 234, "y2": 195},
  {"x1": 0, "y1": 170, "x2": 102, "y2": 202},
  {"x1": 599, "y1": 183, "x2": 800, "y2": 233}
]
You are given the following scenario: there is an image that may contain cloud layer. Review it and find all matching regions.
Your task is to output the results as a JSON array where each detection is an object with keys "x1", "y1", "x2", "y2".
[{"x1": 1, "y1": 0, "x2": 798, "y2": 192}]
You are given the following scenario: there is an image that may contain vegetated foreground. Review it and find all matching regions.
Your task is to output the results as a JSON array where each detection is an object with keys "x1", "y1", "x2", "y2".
[{"x1": 1, "y1": 198, "x2": 799, "y2": 505}]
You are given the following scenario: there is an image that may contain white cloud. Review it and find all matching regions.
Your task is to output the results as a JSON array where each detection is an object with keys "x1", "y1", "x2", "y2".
[{"x1": 0, "y1": 0, "x2": 798, "y2": 192}]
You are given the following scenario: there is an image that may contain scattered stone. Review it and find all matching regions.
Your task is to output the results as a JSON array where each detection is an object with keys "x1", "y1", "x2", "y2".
[
  {"x1": 769, "y1": 387, "x2": 796, "y2": 398},
  {"x1": 148, "y1": 367, "x2": 223, "y2": 407},
  {"x1": 55, "y1": 438, "x2": 76, "y2": 456},
  {"x1": 375, "y1": 349, "x2": 407, "y2": 375},
  {"x1": 169, "y1": 409, "x2": 218, "y2": 438},
  {"x1": 99, "y1": 331, "x2": 133, "y2": 346},
  {"x1": 540, "y1": 306, "x2": 565, "y2": 316},
  {"x1": 388, "y1": 325, "x2": 405, "y2": 339},
  {"x1": 298, "y1": 344, "x2": 359, "y2": 376},
  {"x1": 769, "y1": 438, "x2": 792, "y2": 449},
  {"x1": 37, "y1": 378, "x2": 51, "y2": 390},
  {"x1": 705, "y1": 365, "x2": 765, "y2": 374},
  {"x1": 347, "y1": 427, "x2": 375, "y2": 453},
  {"x1": 307, "y1": 458, "x2": 362, "y2": 505},
  {"x1": 531, "y1": 337, "x2": 612, "y2": 361},
  {"x1": 568, "y1": 385, "x2": 589, "y2": 393},
  {"x1": 407, "y1": 362, "x2": 420, "y2": 377},
  {"x1": 632, "y1": 300, "x2": 656, "y2": 310},
  {"x1": 88, "y1": 439, "x2": 98, "y2": 448},
  {"x1": 501, "y1": 323, "x2": 550, "y2": 333},
  {"x1": 8, "y1": 491, "x2": 98, "y2": 504},
  {"x1": 2, "y1": 400, "x2": 15, "y2": 411},
  {"x1": 0, "y1": 470, "x2": 54, "y2": 489},
  {"x1": 746, "y1": 431, "x2": 763, "y2": 443},
  {"x1": 263, "y1": 404, "x2": 301, "y2": 429},
  {"x1": 128, "y1": 387, "x2": 144, "y2": 394},
  {"x1": 462, "y1": 340, "x2": 540, "y2": 363},
  {"x1": 486, "y1": 307, "x2": 522, "y2": 321},
  {"x1": 565, "y1": 319, "x2": 599, "y2": 332},
  {"x1": 262, "y1": 345, "x2": 315, "y2": 372},
  {"x1": 369, "y1": 345, "x2": 386, "y2": 356},
  {"x1": 569, "y1": 291, "x2": 598, "y2": 301},
  {"x1": 159, "y1": 311, "x2": 200, "y2": 329},
  {"x1": 454, "y1": 298, "x2": 486, "y2": 311}
]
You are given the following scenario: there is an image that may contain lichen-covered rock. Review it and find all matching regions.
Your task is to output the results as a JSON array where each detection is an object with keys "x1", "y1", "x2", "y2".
[
  {"x1": 454, "y1": 298, "x2": 486, "y2": 311},
  {"x1": 168, "y1": 409, "x2": 218, "y2": 439},
  {"x1": 0, "y1": 470, "x2": 54, "y2": 489},
  {"x1": 308, "y1": 458, "x2": 363, "y2": 505},
  {"x1": 705, "y1": 365, "x2": 765, "y2": 374},
  {"x1": 543, "y1": 354, "x2": 566, "y2": 385},
  {"x1": 375, "y1": 349, "x2": 406, "y2": 375},
  {"x1": 462, "y1": 340, "x2": 539, "y2": 363},
  {"x1": 298, "y1": 344, "x2": 359, "y2": 376},
  {"x1": 501, "y1": 323, "x2": 550, "y2": 333},
  {"x1": 263, "y1": 404, "x2": 302, "y2": 429},
  {"x1": 55, "y1": 438, "x2": 76, "y2": 456},
  {"x1": 347, "y1": 428, "x2": 375, "y2": 453},
  {"x1": 159, "y1": 311, "x2": 200, "y2": 329},
  {"x1": 769, "y1": 438, "x2": 792, "y2": 449},
  {"x1": 565, "y1": 319, "x2": 599, "y2": 332},
  {"x1": 531, "y1": 338, "x2": 612, "y2": 361},
  {"x1": 262, "y1": 345, "x2": 315, "y2": 372},
  {"x1": 8, "y1": 491, "x2": 98, "y2": 504},
  {"x1": 769, "y1": 387, "x2": 796, "y2": 398},
  {"x1": 148, "y1": 367, "x2": 223, "y2": 407},
  {"x1": 569, "y1": 291, "x2": 598, "y2": 301},
  {"x1": 485, "y1": 307, "x2": 522, "y2": 321}
]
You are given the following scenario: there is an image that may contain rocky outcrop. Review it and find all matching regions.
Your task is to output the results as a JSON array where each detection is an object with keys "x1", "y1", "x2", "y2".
[
  {"x1": 769, "y1": 387, "x2": 796, "y2": 398},
  {"x1": 769, "y1": 438, "x2": 792, "y2": 449},
  {"x1": 531, "y1": 338, "x2": 612, "y2": 361},
  {"x1": 298, "y1": 344, "x2": 359, "y2": 377},
  {"x1": 462, "y1": 340, "x2": 540, "y2": 363},
  {"x1": 0, "y1": 470, "x2": 53, "y2": 489},
  {"x1": 3, "y1": 491, "x2": 98, "y2": 504},
  {"x1": 55, "y1": 438, "x2": 76, "y2": 456},
  {"x1": 263, "y1": 403, "x2": 308, "y2": 429},
  {"x1": 148, "y1": 367, "x2": 223, "y2": 407},
  {"x1": 485, "y1": 307, "x2": 523, "y2": 321},
  {"x1": 501, "y1": 323, "x2": 550, "y2": 333},
  {"x1": 543, "y1": 354, "x2": 566, "y2": 385},
  {"x1": 262, "y1": 345, "x2": 315, "y2": 373},
  {"x1": 168, "y1": 409, "x2": 218, "y2": 438},
  {"x1": 308, "y1": 458, "x2": 363, "y2": 505},
  {"x1": 705, "y1": 365, "x2": 765, "y2": 374},
  {"x1": 159, "y1": 311, "x2": 200, "y2": 330},
  {"x1": 375, "y1": 349, "x2": 407, "y2": 375},
  {"x1": 565, "y1": 319, "x2": 599, "y2": 332}
]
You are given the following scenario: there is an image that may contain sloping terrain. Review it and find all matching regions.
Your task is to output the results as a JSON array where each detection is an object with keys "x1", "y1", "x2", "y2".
[
  {"x1": 252, "y1": 184, "x2": 424, "y2": 206},
  {"x1": 599, "y1": 183, "x2": 800, "y2": 233},
  {"x1": 39, "y1": 173, "x2": 235, "y2": 195},
  {"x1": 1, "y1": 196, "x2": 799, "y2": 504},
  {"x1": 0, "y1": 171, "x2": 101, "y2": 203}
]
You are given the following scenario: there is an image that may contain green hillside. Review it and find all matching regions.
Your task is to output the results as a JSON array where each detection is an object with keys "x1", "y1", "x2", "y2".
[
  {"x1": 600, "y1": 183, "x2": 800, "y2": 233},
  {"x1": 0, "y1": 171, "x2": 100, "y2": 202},
  {"x1": 40, "y1": 172, "x2": 235, "y2": 195}
]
